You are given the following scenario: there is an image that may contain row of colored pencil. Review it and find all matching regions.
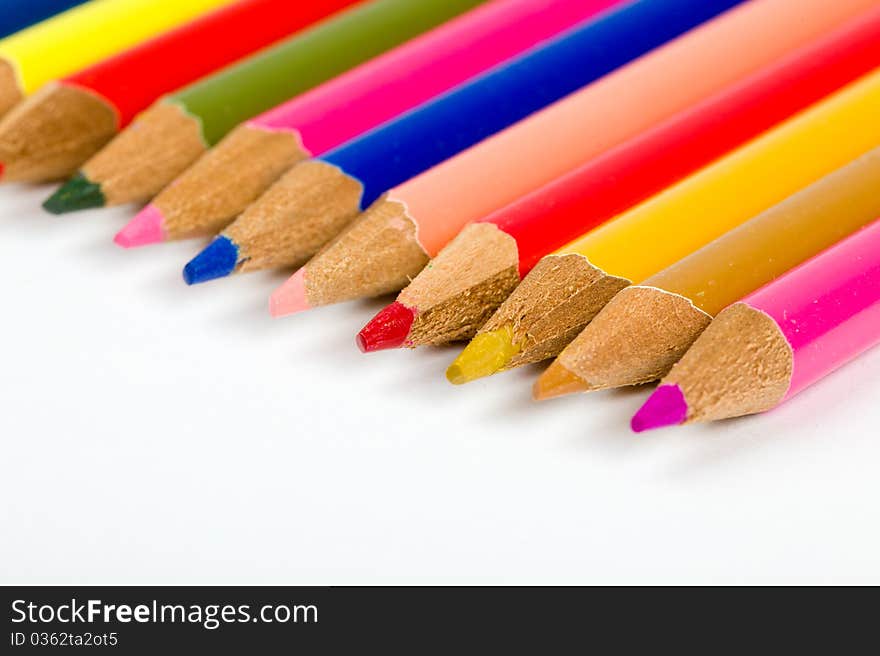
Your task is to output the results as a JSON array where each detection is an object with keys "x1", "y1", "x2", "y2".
[{"x1": 3, "y1": 0, "x2": 879, "y2": 433}]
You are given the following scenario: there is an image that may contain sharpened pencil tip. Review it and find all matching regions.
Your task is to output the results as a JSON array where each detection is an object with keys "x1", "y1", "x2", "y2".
[
  {"x1": 114, "y1": 204, "x2": 165, "y2": 248},
  {"x1": 184, "y1": 236, "x2": 240, "y2": 285},
  {"x1": 446, "y1": 326, "x2": 519, "y2": 385},
  {"x1": 533, "y1": 361, "x2": 589, "y2": 401},
  {"x1": 270, "y1": 268, "x2": 311, "y2": 317},
  {"x1": 631, "y1": 384, "x2": 688, "y2": 433},
  {"x1": 43, "y1": 173, "x2": 106, "y2": 214},
  {"x1": 357, "y1": 302, "x2": 415, "y2": 353}
]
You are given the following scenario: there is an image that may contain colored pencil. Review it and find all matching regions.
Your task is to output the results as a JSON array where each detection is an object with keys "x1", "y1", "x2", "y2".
[
  {"x1": 0, "y1": 0, "x2": 234, "y2": 119},
  {"x1": 268, "y1": 0, "x2": 877, "y2": 319},
  {"x1": 0, "y1": 1, "x2": 87, "y2": 39},
  {"x1": 536, "y1": 147, "x2": 880, "y2": 401},
  {"x1": 357, "y1": 7, "x2": 880, "y2": 353},
  {"x1": 180, "y1": 0, "x2": 713, "y2": 273},
  {"x1": 46, "y1": 0, "x2": 487, "y2": 214},
  {"x1": 2, "y1": 0, "x2": 361, "y2": 184},
  {"x1": 131, "y1": 0, "x2": 623, "y2": 262},
  {"x1": 632, "y1": 218, "x2": 880, "y2": 431},
  {"x1": 446, "y1": 67, "x2": 880, "y2": 385},
  {"x1": 143, "y1": 0, "x2": 739, "y2": 254}
]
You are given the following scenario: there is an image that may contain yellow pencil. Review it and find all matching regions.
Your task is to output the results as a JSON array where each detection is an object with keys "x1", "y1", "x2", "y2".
[
  {"x1": 448, "y1": 66, "x2": 880, "y2": 384},
  {"x1": 0, "y1": 0, "x2": 233, "y2": 117}
]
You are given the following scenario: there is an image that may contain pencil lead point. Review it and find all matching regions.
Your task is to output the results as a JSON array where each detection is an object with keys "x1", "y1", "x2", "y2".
[
  {"x1": 631, "y1": 385, "x2": 688, "y2": 433},
  {"x1": 184, "y1": 236, "x2": 240, "y2": 285},
  {"x1": 357, "y1": 302, "x2": 415, "y2": 353},
  {"x1": 43, "y1": 173, "x2": 105, "y2": 214},
  {"x1": 270, "y1": 268, "x2": 310, "y2": 317},
  {"x1": 533, "y1": 361, "x2": 590, "y2": 401},
  {"x1": 114, "y1": 205, "x2": 165, "y2": 248},
  {"x1": 446, "y1": 326, "x2": 519, "y2": 385}
]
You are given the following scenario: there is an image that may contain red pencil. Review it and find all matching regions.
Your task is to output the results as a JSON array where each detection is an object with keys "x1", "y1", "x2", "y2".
[
  {"x1": 0, "y1": 0, "x2": 358, "y2": 183},
  {"x1": 357, "y1": 6, "x2": 880, "y2": 352}
]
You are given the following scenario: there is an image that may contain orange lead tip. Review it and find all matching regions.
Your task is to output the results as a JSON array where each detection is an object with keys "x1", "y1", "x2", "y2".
[{"x1": 533, "y1": 360, "x2": 590, "y2": 401}]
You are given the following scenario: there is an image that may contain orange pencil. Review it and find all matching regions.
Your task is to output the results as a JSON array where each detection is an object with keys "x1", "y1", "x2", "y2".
[{"x1": 269, "y1": 0, "x2": 879, "y2": 317}]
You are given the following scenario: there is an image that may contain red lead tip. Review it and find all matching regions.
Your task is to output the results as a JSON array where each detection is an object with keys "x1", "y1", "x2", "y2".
[{"x1": 357, "y1": 302, "x2": 416, "y2": 353}]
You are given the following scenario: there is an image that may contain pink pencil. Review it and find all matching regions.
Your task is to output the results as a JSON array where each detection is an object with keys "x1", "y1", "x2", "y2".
[
  {"x1": 633, "y1": 217, "x2": 880, "y2": 430},
  {"x1": 119, "y1": 0, "x2": 622, "y2": 248}
]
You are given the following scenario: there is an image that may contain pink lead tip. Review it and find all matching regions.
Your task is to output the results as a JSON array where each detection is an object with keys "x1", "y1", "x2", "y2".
[
  {"x1": 631, "y1": 385, "x2": 689, "y2": 433},
  {"x1": 114, "y1": 204, "x2": 166, "y2": 248},
  {"x1": 269, "y1": 268, "x2": 311, "y2": 318}
]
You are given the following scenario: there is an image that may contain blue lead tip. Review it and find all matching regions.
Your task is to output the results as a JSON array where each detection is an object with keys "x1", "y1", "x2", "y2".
[{"x1": 183, "y1": 236, "x2": 240, "y2": 285}]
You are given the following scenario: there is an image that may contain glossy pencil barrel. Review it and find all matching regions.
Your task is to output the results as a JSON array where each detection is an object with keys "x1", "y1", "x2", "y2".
[
  {"x1": 323, "y1": 0, "x2": 746, "y2": 211},
  {"x1": 748, "y1": 220, "x2": 880, "y2": 400},
  {"x1": 172, "y1": 0, "x2": 486, "y2": 146},
  {"x1": 252, "y1": 0, "x2": 620, "y2": 156},
  {"x1": 0, "y1": 0, "x2": 233, "y2": 95},
  {"x1": 486, "y1": 5, "x2": 880, "y2": 277}
]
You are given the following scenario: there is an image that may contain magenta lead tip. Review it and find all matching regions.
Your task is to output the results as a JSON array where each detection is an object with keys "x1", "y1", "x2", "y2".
[{"x1": 631, "y1": 384, "x2": 688, "y2": 433}]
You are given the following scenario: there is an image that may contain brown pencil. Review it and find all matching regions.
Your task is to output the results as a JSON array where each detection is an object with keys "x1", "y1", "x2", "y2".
[{"x1": 535, "y1": 146, "x2": 880, "y2": 400}]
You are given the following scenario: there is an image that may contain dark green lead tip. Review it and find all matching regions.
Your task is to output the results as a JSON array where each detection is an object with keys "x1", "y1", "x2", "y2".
[{"x1": 43, "y1": 173, "x2": 106, "y2": 215}]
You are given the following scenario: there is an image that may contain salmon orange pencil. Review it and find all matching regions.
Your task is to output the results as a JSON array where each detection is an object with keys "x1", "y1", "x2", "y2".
[
  {"x1": 268, "y1": 0, "x2": 878, "y2": 319},
  {"x1": 632, "y1": 218, "x2": 880, "y2": 431},
  {"x1": 447, "y1": 66, "x2": 880, "y2": 385},
  {"x1": 357, "y1": 6, "x2": 880, "y2": 352}
]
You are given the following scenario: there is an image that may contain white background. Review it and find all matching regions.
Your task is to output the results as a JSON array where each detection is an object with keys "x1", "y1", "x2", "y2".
[{"x1": 2, "y1": 183, "x2": 879, "y2": 585}]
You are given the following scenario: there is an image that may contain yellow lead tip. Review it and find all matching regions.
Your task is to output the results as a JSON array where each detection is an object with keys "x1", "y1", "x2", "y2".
[{"x1": 446, "y1": 326, "x2": 519, "y2": 385}]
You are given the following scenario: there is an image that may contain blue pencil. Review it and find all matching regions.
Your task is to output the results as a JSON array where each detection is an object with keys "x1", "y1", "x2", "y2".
[
  {"x1": 0, "y1": 0, "x2": 88, "y2": 39},
  {"x1": 183, "y1": 0, "x2": 745, "y2": 284}
]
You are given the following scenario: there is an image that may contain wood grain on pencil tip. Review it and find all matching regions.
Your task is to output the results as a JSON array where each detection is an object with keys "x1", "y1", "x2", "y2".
[
  {"x1": 362, "y1": 5, "x2": 880, "y2": 353},
  {"x1": 634, "y1": 215, "x2": 880, "y2": 429},
  {"x1": 48, "y1": 0, "x2": 487, "y2": 216},
  {"x1": 2, "y1": 0, "x2": 349, "y2": 185},
  {"x1": 148, "y1": 0, "x2": 623, "y2": 261},
  {"x1": 269, "y1": 196, "x2": 427, "y2": 317},
  {"x1": 184, "y1": 161, "x2": 362, "y2": 282},
  {"x1": 357, "y1": 223, "x2": 520, "y2": 352}
]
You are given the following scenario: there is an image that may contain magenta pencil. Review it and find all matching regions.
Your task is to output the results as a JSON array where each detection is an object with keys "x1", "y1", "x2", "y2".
[
  {"x1": 123, "y1": 0, "x2": 622, "y2": 250},
  {"x1": 633, "y1": 217, "x2": 880, "y2": 430}
]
